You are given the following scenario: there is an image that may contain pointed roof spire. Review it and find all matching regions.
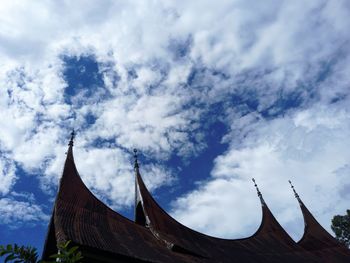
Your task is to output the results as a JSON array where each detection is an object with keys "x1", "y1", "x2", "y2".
[
  {"x1": 288, "y1": 181, "x2": 348, "y2": 254},
  {"x1": 288, "y1": 180, "x2": 302, "y2": 206},
  {"x1": 133, "y1": 148, "x2": 143, "y2": 225},
  {"x1": 252, "y1": 178, "x2": 266, "y2": 206},
  {"x1": 68, "y1": 129, "x2": 76, "y2": 147},
  {"x1": 133, "y1": 148, "x2": 139, "y2": 171}
]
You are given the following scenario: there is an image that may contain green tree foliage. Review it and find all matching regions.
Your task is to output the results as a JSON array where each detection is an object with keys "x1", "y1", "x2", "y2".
[
  {"x1": 47, "y1": 241, "x2": 83, "y2": 263},
  {"x1": 0, "y1": 241, "x2": 83, "y2": 263},
  {"x1": 331, "y1": 209, "x2": 350, "y2": 248},
  {"x1": 0, "y1": 244, "x2": 38, "y2": 263}
]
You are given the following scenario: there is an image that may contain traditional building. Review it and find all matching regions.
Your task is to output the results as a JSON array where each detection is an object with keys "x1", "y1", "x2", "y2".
[{"x1": 42, "y1": 133, "x2": 350, "y2": 262}]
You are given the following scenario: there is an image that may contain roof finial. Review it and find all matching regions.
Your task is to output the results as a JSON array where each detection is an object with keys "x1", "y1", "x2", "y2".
[
  {"x1": 68, "y1": 129, "x2": 76, "y2": 147},
  {"x1": 133, "y1": 149, "x2": 139, "y2": 171},
  {"x1": 288, "y1": 180, "x2": 302, "y2": 205},
  {"x1": 252, "y1": 178, "x2": 266, "y2": 206}
]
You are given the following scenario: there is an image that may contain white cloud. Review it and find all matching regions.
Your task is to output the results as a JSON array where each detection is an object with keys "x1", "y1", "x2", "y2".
[
  {"x1": 0, "y1": 157, "x2": 17, "y2": 196},
  {"x1": 10, "y1": 191, "x2": 36, "y2": 203},
  {"x1": 72, "y1": 147, "x2": 135, "y2": 208},
  {"x1": 0, "y1": 0, "x2": 349, "y2": 231},
  {"x1": 172, "y1": 178, "x2": 262, "y2": 238},
  {"x1": 77, "y1": 147, "x2": 175, "y2": 209},
  {"x1": 171, "y1": 100, "x2": 350, "y2": 239},
  {"x1": 0, "y1": 197, "x2": 49, "y2": 227},
  {"x1": 41, "y1": 145, "x2": 175, "y2": 210}
]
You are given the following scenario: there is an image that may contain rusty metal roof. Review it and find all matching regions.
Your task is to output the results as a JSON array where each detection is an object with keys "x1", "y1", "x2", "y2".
[
  {"x1": 42, "y1": 145, "x2": 200, "y2": 262},
  {"x1": 42, "y1": 144, "x2": 350, "y2": 262},
  {"x1": 296, "y1": 198, "x2": 350, "y2": 260},
  {"x1": 136, "y1": 168, "x2": 315, "y2": 262}
]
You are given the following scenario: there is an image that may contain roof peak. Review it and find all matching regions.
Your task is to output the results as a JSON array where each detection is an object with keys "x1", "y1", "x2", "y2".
[
  {"x1": 288, "y1": 180, "x2": 302, "y2": 206},
  {"x1": 68, "y1": 129, "x2": 76, "y2": 147},
  {"x1": 133, "y1": 148, "x2": 139, "y2": 171},
  {"x1": 252, "y1": 178, "x2": 266, "y2": 206}
]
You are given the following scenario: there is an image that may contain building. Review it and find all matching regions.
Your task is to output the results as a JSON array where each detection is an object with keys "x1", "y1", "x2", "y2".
[{"x1": 42, "y1": 133, "x2": 350, "y2": 262}]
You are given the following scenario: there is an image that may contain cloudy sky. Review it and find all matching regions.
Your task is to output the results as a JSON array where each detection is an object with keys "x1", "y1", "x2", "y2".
[{"x1": 1, "y1": 0, "x2": 350, "y2": 255}]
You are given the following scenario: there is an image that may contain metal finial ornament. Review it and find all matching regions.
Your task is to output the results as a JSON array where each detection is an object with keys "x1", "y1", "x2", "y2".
[
  {"x1": 68, "y1": 129, "x2": 76, "y2": 146},
  {"x1": 133, "y1": 149, "x2": 139, "y2": 170},
  {"x1": 288, "y1": 180, "x2": 302, "y2": 204},
  {"x1": 252, "y1": 178, "x2": 265, "y2": 206}
]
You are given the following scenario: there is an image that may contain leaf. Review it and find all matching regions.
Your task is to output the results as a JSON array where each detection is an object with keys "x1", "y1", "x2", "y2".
[
  {"x1": 49, "y1": 253, "x2": 60, "y2": 258},
  {"x1": 4, "y1": 253, "x2": 17, "y2": 263},
  {"x1": 68, "y1": 246, "x2": 79, "y2": 254},
  {"x1": 331, "y1": 209, "x2": 350, "y2": 248}
]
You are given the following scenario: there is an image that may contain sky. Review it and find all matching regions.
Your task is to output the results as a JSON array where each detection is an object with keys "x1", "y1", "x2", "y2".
[{"x1": 0, "y1": 0, "x2": 350, "y2": 257}]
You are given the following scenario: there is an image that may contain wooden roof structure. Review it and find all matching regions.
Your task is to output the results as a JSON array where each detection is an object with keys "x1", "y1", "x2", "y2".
[{"x1": 42, "y1": 135, "x2": 350, "y2": 262}]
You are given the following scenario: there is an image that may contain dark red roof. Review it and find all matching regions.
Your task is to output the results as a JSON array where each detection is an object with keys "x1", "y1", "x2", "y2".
[
  {"x1": 294, "y1": 191, "x2": 350, "y2": 261},
  {"x1": 42, "y1": 145, "x2": 198, "y2": 262},
  {"x1": 136, "y1": 168, "x2": 317, "y2": 262},
  {"x1": 42, "y1": 143, "x2": 350, "y2": 262}
]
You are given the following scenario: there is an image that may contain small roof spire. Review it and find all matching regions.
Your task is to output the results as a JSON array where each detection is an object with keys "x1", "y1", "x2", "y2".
[
  {"x1": 252, "y1": 178, "x2": 266, "y2": 206},
  {"x1": 133, "y1": 149, "x2": 139, "y2": 171},
  {"x1": 288, "y1": 180, "x2": 302, "y2": 205},
  {"x1": 68, "y1": 129, "x2": 76, "y2": 147}
]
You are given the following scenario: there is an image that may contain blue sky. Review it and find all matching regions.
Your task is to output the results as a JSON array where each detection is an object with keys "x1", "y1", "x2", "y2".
[{"x1": 1, "y1": 0, "x2": 350, "y2": 258}]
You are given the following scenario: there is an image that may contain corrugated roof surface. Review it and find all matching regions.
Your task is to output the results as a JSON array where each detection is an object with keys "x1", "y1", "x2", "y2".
[
  {"x1": 42, "y1": 144, "x2": 350, "y2": 262},
  {"x1": 297, "y1": 199, "x2": 350, "y2": 261},
  {"x1": 44, "y1": 146, "x2": 199, "y2": 262},
  {"x1": 136, "y1": 168, "x2": 318, "y2": 262}
]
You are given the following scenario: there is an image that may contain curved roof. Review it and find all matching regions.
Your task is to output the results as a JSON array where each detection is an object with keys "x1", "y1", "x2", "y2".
[
  {"x1": 289, "y1": 182, "x2": 350, "y2": 261},
  {"x1": 42, "y1": 141, "x2": 350, "y2": 262},
  {"x1": 135, "y1": 167, "x2": 319, "y2": 262},
  {"x1": 43, "y1": 144, "x2": 198, "y2": 262}
]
